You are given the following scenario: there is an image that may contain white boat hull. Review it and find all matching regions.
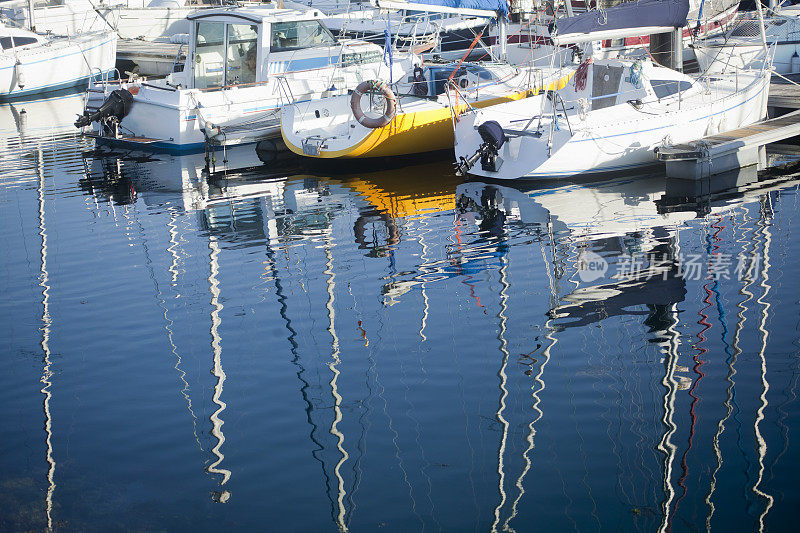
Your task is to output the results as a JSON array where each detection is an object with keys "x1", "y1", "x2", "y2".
[
  {"x1": 0, "y1": 31, "x2": 117, "y2": 99},
  {"x1": 85, "y1": 54, "x2": 404, "y2": 151},
  {"x1": 455, "y1": 63, "x2": 771, "y2": 179}
]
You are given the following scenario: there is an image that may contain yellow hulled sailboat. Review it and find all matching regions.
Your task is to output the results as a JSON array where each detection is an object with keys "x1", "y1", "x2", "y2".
[{"x1": 282, "y1": 61, "x2": 575, "y2": 159}]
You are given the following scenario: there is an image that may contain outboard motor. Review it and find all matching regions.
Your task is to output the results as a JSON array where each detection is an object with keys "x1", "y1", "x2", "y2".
[
  {"x1": 454, "y1": 120, "x2": 507, "y2": 176},
  {"x1": 75, "y1": 89, "x2": 134, "y2": 129}
]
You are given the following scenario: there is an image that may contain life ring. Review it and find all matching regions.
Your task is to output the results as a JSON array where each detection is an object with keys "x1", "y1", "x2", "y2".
[{"x1": 350, "y1": 80, "x2": 396, "y2": 129}]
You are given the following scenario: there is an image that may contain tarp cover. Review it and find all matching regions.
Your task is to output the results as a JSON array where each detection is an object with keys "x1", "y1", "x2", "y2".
[
  {"x1": 550, "y1": 0, "x2": 690, "y2": 43},
  {"x1": 413, "y1": 0, "x2": 509, "y2": 19}
]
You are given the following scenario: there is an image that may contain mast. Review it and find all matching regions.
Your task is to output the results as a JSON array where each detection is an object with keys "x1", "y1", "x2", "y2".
[{"x1": 27, "y1": 0, "x2": 37, "y2": 32}]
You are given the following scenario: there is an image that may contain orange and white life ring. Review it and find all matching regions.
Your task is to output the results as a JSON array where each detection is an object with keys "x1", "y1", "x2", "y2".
[{"x1": 350, "y1": 80, "x2": 396, "y2": 129}]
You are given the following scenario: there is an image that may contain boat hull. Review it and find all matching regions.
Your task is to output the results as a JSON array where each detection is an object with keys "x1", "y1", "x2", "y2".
[
  {"x1": 83, "y1": 40, "x2": 407, "y2": 152},
  {"x1": 454, "y1": 67, "x2": 771, "y2": 179},
  {"x1": 0, "y1": 31, "x2": 117, "y2": 100},
  {"x1": 283, "y1": 90, "x2": 537, "y2": 159},
  {"x1": 282, "y1": 69, "x2": 575, "y2": 159}
]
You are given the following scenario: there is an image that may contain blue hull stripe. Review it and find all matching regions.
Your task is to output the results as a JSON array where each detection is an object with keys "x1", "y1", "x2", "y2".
[
  {"x1": 0, "y1": 69, "x2": 114, "y2": 100},
  {"x1": 0, "y1": 37, "x2": 115, "y2": 72}
]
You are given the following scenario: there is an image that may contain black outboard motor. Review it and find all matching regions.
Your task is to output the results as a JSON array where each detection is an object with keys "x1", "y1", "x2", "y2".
[
  {"x1": 454, "y1": 120, "x2": 507, "y2": 176},
  {"x1": 75, "y1": 89, "x2": 134, "y2": 129}
]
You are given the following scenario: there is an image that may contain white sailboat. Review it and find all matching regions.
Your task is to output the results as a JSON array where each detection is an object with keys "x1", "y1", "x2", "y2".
[
  {"x1": 0, "y1": 21, "x2": 117, "y2": 100},
  {"x1": 453, "y1": 0, "x2": 771, "y2": 179},
  {"x1": 693, "y1": 4, "x2": 800, "y2": 74},
  {"x1": 0, "y1": 0, "x2": 122, "y2": 36},
  {"x1": 318, "y1": 0, "x2": 494, "y2": 62}
]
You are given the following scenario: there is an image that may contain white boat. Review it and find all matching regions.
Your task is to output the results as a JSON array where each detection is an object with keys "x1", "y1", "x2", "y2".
[
  {"x1": 323, "y1": 4, "x2": 493, "y2": 62},
  {"x1": 0, "y1": 0, "x2": 123, "y2": 36},
  {"x1": 694, "y1": 5, "x2": 800, "y2": 74},
  {"x1": 0, "y1": 22, "x2": 117, "y2": 100},
  {"x1": 282, "y1": 61, "x2": 574, "y2": 158},
  {"x1": 453, "y1": 0, "x2": 771, "y2": 179},
  {"x1": 113, "y1": 0, "x2": 231, "y2": 41},
  {"x1": 76, "y1": 5, "x2": 412, "y2": 152},
  {"x1": 112, "y1": 2, "x2": 267, "y2": 77},
  {"x1": 598, "y1": 0, "x2": 739, "y2": 60},
  {"x1": 454, "y1": 57, "x2": 770, "y2": 179}
]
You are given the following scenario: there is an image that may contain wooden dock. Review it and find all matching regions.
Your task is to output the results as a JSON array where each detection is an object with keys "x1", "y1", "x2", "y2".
[{"x1": 656, "y1": 109, "x2": 800, "y2": 181}]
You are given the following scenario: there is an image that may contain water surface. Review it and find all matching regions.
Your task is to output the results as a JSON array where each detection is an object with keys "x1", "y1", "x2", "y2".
[{"x1": 2, "y1": 91, "x2": 800, "y2": 532}]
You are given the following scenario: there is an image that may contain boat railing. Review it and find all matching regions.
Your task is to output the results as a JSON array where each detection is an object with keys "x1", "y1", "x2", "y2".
[
  {"x1": 87, "y1": 66, "x2": 123, "y2": 95},
  {"x1": 525, "y1": 67, "x2": 544, "y2": 94},
  {"x1": 171, "y1": 43, "x2": 186, "y2": 74},
  {"x1": 274, "y1": 75, "x2": 297, "y2": 106},
  {"x1": 445, "y1": 80, "x2": 479, "y2": 128},
  {"x1": 548, "y1": 90, "x2": 572, "y2": 142}
]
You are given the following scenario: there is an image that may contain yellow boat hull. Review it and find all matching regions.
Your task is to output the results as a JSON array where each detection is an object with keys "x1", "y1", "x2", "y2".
[{"x1": 283, "y1": 72, "x2": 575, "y2": 159}]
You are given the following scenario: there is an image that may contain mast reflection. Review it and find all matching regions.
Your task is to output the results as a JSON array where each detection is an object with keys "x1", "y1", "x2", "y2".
[
  {"x1": 36, "y1": 143, "x2": 56, "y2": 531},
  {"x1": 71, "y1": 139, "x2": 800, "y2": 530}
]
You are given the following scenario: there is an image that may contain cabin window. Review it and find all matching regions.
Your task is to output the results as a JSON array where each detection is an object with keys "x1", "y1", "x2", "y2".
[
  {"x1": 195, "y1": 22, "x2": 225, "y2": 89},
  {"x1": 405, "y1": 10, "x2": 446, "y2": 21},
  {"x1": 194, "y1": 21, "x2": 258, "y2": 89},
  {"x1": 650, "y1": 79, "x2": 693, "y2": 99},
  {"x1": 226, "y1": 24, "x2": 258, "y2": 85},
  {"x1": 270, "y1": 20, "x2": 335, "y2": 52},
  {"x1": 340, "y1": 50, "x2": 382, "y2": 67},
  {"x1": 0, "y1": 36, "x2": 38, "y2": 50},
  {"x1": 462, "y1": 65, "x2": 494, "y2": 81},
  {"x1": 32, "y1": 0, "x2": 66, "y2": 7}
]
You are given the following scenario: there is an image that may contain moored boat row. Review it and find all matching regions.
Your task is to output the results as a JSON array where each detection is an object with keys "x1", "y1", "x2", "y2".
[{"x1": 4, "y1": 0, "x2": 787, "y2": 181}]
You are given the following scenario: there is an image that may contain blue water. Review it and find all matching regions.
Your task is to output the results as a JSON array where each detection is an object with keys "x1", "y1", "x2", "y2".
[{"x1": 2, "y1": 91, "x2": 800, "y2": 532}]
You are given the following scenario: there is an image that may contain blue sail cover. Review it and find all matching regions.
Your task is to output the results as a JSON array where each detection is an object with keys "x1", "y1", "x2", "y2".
[
  {"x1": 550, "y1": 0, "x2": 690, "y2": 44},
  {"x1": 414, "y1": 0, "x2": 509, "y2": 19}
]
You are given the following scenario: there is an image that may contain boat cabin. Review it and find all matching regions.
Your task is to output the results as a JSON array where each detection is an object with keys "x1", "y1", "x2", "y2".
[
  {"x1": 413, "y1": 63, "x2": 498, "y2": 97},
  {"x1": 0, "y1": 24, "x2": 46, "y2": 52},
  {"x1": 182, "y1": 6, "x2": 343, "y2": 89},
  {"x1": 576, "y1": 60, "x2": 697, "y2": 111}
]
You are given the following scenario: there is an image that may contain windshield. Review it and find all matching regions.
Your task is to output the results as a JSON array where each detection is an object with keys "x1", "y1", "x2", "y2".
[{"x1": 270, "y1": 20, "x2": 336, "y2": 52}]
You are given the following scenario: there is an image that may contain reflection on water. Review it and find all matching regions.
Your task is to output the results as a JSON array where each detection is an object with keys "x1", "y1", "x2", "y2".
[{"x1": 2, "y1": 94, "x2": 800, "y2": 531}]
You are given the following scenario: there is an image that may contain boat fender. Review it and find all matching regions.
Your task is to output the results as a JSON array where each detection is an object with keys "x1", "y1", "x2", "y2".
[
  {"x1": 350, "y1": 80, "x2": 396, "y2": 129},
  {"x1": 169, "y1": 33, "x2": 190, "y2": 45},
  {"x1": 412, "y1": 65, "x2": 427, "y2": 97},
  {"x1": 74, "y1": 88, "x2": 135, "y2": 128},
  {"x1": 14, "y1": 59, "x2": 25, "y2": 89},
  {"x1": 255, "y1": 138, "x2": 290, "y2": 165}
]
